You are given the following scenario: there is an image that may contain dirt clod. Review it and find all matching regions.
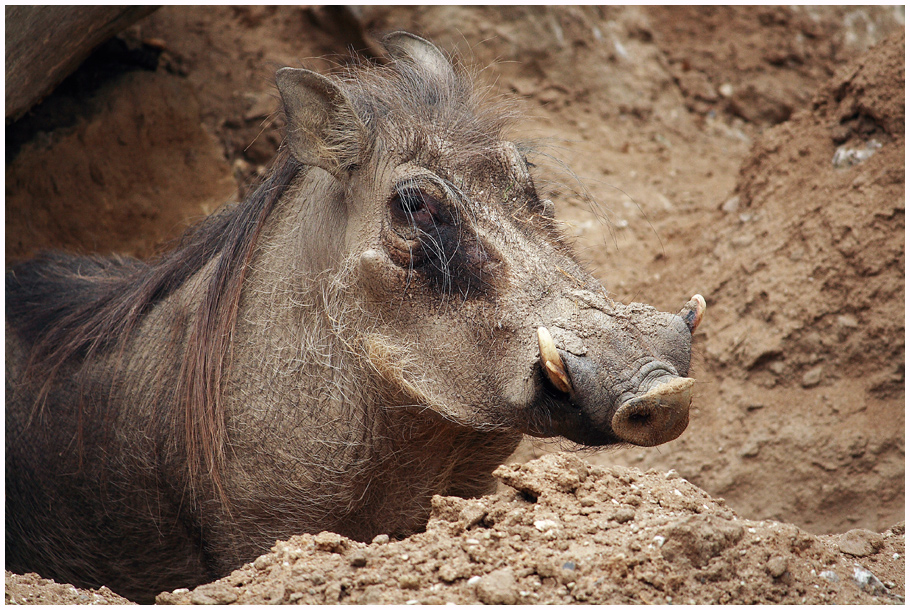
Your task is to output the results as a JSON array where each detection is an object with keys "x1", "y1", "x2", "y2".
[
  {"x1": 146, "y1": 453, "x2": 903, "y2": 605},
  {"x1": 838, "y1": 529, "x2": 885, "y2": 557}
]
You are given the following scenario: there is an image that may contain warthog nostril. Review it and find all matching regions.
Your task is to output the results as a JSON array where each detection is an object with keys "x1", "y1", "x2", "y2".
[{"x1": 612, "y1": 377, "x2": 694, "y2": 447}]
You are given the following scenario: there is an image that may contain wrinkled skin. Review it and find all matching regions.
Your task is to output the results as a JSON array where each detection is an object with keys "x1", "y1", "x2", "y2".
[{"x1": 5, "y1": 33, "x2": 703, "y2": 602}]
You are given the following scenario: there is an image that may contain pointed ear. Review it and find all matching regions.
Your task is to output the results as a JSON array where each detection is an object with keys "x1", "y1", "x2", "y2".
[
  {"x1": 382, "y1": 31, "x2": 456, "y2": 85},
  {"x1": 275, "y1": 67, "x2": 361, "y2": 176}
]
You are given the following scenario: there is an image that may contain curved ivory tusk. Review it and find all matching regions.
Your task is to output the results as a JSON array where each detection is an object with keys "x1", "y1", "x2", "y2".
[
  {"x1": 538, "y1": 327, "x2": 572, "y2": 394},
  {"x1": 678, "y1": 294, "x2": 706, "y2": 333}
]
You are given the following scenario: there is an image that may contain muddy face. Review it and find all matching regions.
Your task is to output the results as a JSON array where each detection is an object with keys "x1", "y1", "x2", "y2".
[{"x1": 277, "y1": 32, "x2": 704, "y2": 449}]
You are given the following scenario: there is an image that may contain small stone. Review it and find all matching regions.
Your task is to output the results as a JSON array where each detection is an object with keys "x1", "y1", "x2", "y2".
[
  {"x1": 314, "y1": 531, "x2": 348, "y2": 553},
  {"x1": 820, "y1": 570, "x2": 839, "y2": 583},
  {"x1": 768, "y1": 361, "x2": 786, "y2": 375},
  {"x1": 613, "y1": 508, "x2": 636, "y2": 524},
  {"x1": 801, "y1": 366, "x2": 823, "y2": 388},
  {"x1": 739, "y1": 442, "x2": 760, "y2": 458},
  {"x1": 459, "y1": 503, "x2": 487, "y2": 528},
  {"x1": 349, "y1": 552, "x2": 368, "y2": 567},
  {"x1": 475, "y1": 568, "x2": 518, "y2": 605},
  {"x1": 837, "y1": 314, "x2": 859, "y2": 328},
  {"x1": 190, "y1": 585, "x2": 238, "y2": 605},
  {"x1": 253, "y1": 554, "x2": 274, "y2": 570},
  {"x1": 766, "y1": 555, "x2": 788, "y2": 578},
  {"x1": 438, "y1": 563, "x2": 460, "y2": 583},
  {"x1": 852, "y1": 566, "x2": 889, "y2": 595},
  {"x1": 721, "y1": 195, "x2": 740, "y2": 213},
  {"x1": 398, "y1": 573, "x2": 421, "y2": 590},
  {"x1": 372, "y1": 534, "x2": 390, "y2": 545},
  {"x1": 838, "y1": 529, "x2": 884, "y2": 557},
  {"x1": 534, "y1": 519, "x2": 560, "y2": 532}
]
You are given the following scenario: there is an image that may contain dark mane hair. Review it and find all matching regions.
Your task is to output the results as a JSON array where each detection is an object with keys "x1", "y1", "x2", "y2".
[{"x1": 7, "y1": 152, "x2": 301, "y2": 498}]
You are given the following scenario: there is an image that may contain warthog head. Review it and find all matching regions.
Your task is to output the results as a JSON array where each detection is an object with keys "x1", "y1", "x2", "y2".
[{"x1": 273, "y1": 32, "x2": 704, "y2": 449}]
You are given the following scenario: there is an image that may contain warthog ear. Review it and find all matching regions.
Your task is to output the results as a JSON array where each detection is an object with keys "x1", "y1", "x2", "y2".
[
  {"x1": 275, "y1": 67, "x2": 362, "y2": 176},
  {"x1": 382, "y1": 31, "x2": 456, "y2": 85}
]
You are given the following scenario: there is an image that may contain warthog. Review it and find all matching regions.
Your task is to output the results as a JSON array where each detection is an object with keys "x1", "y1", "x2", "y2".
[{"x1": 6, "y1": 33, "x2": 705, "y2": 602}]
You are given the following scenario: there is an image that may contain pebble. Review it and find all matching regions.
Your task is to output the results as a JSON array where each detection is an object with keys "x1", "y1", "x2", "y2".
[
  {"x1": 801, "y1": 365, "x2": 824, "y2": 388},
  {"x1": 534, "y1": 519, "x2": 560, "y2": 532},
  {"x1": 851, "y1": 566, "x2": 889, "y2": 596},
  {"x1": 459, "y1": 503, "x2": 487, "y2": 528},
  {"x1": 766, "y1": 555, "x2": 788, "y2": 578},
  {"x1": 314, "y1": 531, "x2": 347, "y2": 553},
  {"x1": 721, "y1": 195, "x2": 740, "y2": 212},
  {"x1": 475, "y1": 568, "x2": 519, "y2": 605},
  {"x1": 838, "y1": 529, "x2": 884, "y2": 557},
  {"x1": 613, "y1": 508, "x2": 636, "y2": 523}
]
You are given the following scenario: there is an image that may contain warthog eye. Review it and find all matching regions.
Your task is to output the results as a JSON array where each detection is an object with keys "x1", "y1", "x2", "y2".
[{"x1": 391, "y1": 188, "x2": 444, "y2": 231}]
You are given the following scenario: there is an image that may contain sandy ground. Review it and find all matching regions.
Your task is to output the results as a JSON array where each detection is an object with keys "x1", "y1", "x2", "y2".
[{"x1": 5, "y1": 6, "x2": 904, "y2": 604}]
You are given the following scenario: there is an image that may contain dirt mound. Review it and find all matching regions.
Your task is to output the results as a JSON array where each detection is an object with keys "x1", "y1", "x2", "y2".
[
  {"x1": 591, "y1": 30, "x2": 905, "y2": 536},
  {"x1": 4, "y1": 572, "x2": 131, "y2": 605},
  {"x1": 148, "y1": 453, "x2": 903, "y2": 605}
]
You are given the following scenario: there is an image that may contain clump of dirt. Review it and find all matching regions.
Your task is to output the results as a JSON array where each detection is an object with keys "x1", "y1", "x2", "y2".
[
  {"x1": 149, "y1": 453, "x2": 903, "y2": 605},
  {"x1": 4, "y1": 572, "x2": 131, "y2": 605}
]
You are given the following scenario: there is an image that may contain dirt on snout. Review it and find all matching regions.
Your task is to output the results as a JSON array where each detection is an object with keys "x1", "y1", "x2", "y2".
[{"x1": 137, "y1": 453, "x2": 901, "y2": 605}]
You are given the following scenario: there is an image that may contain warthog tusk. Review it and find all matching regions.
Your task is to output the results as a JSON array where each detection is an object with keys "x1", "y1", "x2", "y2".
[
  {"x1": 690, "y1": 294, "x2": 706, "y2": 331},
  {"x1": 678, "y1": 293, "x2": 707, "y2": 333},
  {"x1": 538, "y1": 327, "x2": 572, "y2": 394}
]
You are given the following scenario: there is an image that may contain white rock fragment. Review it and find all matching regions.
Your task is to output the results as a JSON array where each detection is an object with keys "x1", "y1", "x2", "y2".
[
  {"x1": 852, "y1": 566, "x2": 889, "y2": 595},
  {"x1": 534, "y1": 519, "x2": 560, "y2": 532},
  {"x1": 832, "y1": 139, "x2": 882, "y2": 168}
]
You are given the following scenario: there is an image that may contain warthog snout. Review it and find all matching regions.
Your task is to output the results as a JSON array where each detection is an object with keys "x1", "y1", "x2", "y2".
[
  {"x1": 611, "y1": 376, "x2": 695, "y2": 446},
  {"x1": 535, "y1": 294, "x2": 705, "y2": 447}
]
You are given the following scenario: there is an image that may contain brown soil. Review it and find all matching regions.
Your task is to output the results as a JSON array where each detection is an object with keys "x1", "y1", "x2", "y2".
[{"x1": 4, "y1": 6, "x2": 904, "y2": 605}]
